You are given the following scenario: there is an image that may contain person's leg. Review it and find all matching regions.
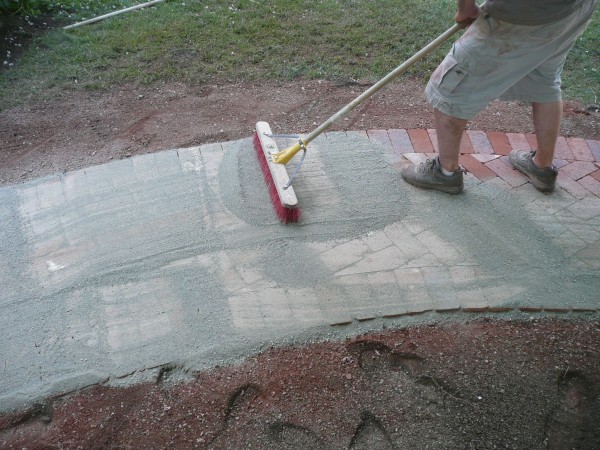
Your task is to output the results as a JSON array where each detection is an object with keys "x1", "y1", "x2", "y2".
[
  {"x1": 433, "y1": 97, "x2": 562, "y2": 176},
  {"x1": 435, "y1": 108, "x2": 467, "y2": 172},
  {"x1": 399, "y1": 108, "x2": 466, "y2": 194},
  {"x1": 404, "y1": 1, "x2": 595, "y2": 194},
  {"x1": 508, "y1": 100, "x2": 561, "y2": 192},
  {"x1": 504, "y1": 2, "x2": 595, "y2": 191},
  {"x1": 531, "y1": 100, "x2": 562, "y2": 168}
]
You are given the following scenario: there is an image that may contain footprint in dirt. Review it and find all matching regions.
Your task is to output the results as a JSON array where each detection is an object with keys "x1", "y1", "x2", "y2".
[
  {"x1": 267, "y1": 421, "x2": 325, "y2": 449},
  {"x1": 348, "y1": 411, "x2": 395, "y2": 450},
  {"x1": 347, "y1": 340, "x2": 469, "y2": 407},
  {"x1": 223, "y1": 383, "x2": 262, "y2": 425},
  {"x1": 207, "y1": 383, "x2": 262, "y2": 448},
  {"x1": 545, "y1": 370, "x2": 600, "y2": 449},
  {"x1": 346, "y1": 340, "x2": 424, "y2": 377}
]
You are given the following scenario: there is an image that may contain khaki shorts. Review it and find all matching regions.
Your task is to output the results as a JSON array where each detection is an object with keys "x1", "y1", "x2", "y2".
[{"x1": 425, "y1": 0, "x2": 597, "y2": 120}]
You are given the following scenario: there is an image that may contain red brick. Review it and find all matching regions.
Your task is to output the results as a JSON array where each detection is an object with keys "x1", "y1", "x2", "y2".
[
  {"x1": 388, "y1": 129, "x2": 414, "y2": 153},
  {"x1": 408, "y1": 129, "x2": 434, "y2": 153},
  {"x1": 560, "y1": 161, "x2": 598, "y2": 181},
  {"x1": 459, "y1": 131, "x2": 474, "y2": 154},
  {"x1": 427, "y1": 129, "x2": 439, "y2": 151},
  {"x1": 472, "y1": 154, "x2": 500, "y2": 163},
  {"x1": 554, "y1": 136, "x2": 574, "y2": 160},
  {"x1": 587, "y1": 139, "x2": 600, "y2": 162},
  {"x1": 486, "y1": 131, "x2": 512, "y2": 156},
  {"x1": 459, "y1": 154, "x2": 497, "y2": 181},
  {"x1": 554, "y1": 159, "x2": 571, "y2": 169},
  {"x1": 567, "y1": 137, "x2": 595, "y2": 162},
  {"x1": 367, "y1": 129, "x2": 392, "y2": 151},
  {"x1": 485, "y1": 156, "x2": 528, "y2": 187},
  {"x1": 467, "y1": 130, "x2": 494, "y2": 154},
  {"x1": 525, "y1": 133, "x2": 537, "y2": 149},
  {"x1": 506, "y1": 133, "x2": 531, "y2": 151},
  {"x1": 426, "y1": 128, "x2": 474, "y2": 155}
]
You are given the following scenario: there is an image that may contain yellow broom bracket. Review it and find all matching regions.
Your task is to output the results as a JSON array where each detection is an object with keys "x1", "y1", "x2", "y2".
[{"x1": 271, "y1": 139, "x2": 307, "y2": 165}]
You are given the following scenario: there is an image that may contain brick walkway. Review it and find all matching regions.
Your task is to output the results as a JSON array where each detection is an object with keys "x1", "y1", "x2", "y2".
[
  {"x1": 364, "y1": 128, "x2": 600, "y2": 197},
  {"x1": 1, "y1": 129, "x2": 599, "y2": 413}
]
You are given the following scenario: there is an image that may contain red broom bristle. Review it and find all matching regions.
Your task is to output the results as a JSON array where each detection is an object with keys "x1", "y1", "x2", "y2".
[{"x1": 253, "y1": 133, "x2": 301, "y2": 223}]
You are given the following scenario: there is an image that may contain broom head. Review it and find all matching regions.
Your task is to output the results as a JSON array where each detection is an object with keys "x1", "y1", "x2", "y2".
[{"x1": 253, "y1": 122, "x2": 300, "y2": 223}]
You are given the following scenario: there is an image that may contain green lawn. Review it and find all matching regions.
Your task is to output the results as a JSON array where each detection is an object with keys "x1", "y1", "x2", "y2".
[{"x1": 1, "y1": 0, "x2": 598, "y2": 107}]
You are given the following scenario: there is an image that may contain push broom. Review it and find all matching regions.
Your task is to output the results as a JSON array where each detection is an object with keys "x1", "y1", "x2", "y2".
[{"x1": 254, "y1": 21, "x2": 462, "y2": 223}]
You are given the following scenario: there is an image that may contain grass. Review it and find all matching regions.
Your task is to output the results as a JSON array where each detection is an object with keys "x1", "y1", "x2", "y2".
[{"x1": 1, "y1": 0, "x2": 598, "y2": 107}]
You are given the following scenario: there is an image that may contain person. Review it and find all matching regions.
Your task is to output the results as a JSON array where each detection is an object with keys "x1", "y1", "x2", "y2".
[{"x1": 400, "y1": 0, "x2": 598, "y2": 194}]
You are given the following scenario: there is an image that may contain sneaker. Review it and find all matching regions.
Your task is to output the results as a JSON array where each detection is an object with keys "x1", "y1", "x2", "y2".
[
  {"x1": 399, "y1": 157, "x2": 464, "y2": 194},
  {"x1": 508, "y1": 150, "x2": 557, "y2": 192}
]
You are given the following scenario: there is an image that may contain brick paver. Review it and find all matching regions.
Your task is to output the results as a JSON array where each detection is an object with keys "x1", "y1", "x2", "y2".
[
  {"x1": 407, "y1": 129, "x2": 434, "y2": 153},
  {"x1": 366, "y1": 127, "x2": 599, "y2": 316},
  {"x1": 486, "y1": 131, "x2": 512, "y2": 156},
  {"x1": 2, "y1": 127, "x2": 599, "y2": 416},
  {"x1": 387, "y1": 129, "x2": 414, "y2": 154},
  {"x1": 555, "y1": 136, "x2": 575, "y2": 160},
  {"x1": 567, "y1": 137, "x2": 595, "y2": 162},
  {"x1": 369, "y1": 128, "x2": 600, "y2": 192},
  {"x1": 560, "y1": 160, "x2": 598, "y2": 181},
  {"x1": 466, "y1": 130, "x2": 494, "y2": 155},
  {"x1": 367, "y1": 129, "x2": 393, "y2": 152},
  {"x1": 580, "y1": 175, "x2": 600, "y2": 197},
  {"x1": 459, "y1": 154, "x2": 497, "y2": 181},
  {"x1": 485, "y1": 156, "x2": 528, "y2": 187},
  {"x1": 525, "y1": 133, "x2": 537, "y2": 150},
  {"x1": 587, "y1": 139, "x2": 600, "y2": 161},
  {"x1": 506, "y1": 133, "x2": 532, "y2": 152},
  {"x1": 350, "y1": 126, "x2": 600, "y2": 216}
]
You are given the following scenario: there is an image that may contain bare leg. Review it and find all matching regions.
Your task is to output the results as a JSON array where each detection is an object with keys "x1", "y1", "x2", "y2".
[
  {"x1": 532, "y1": 101, "x2": 562, "y2": 168},
  {"x1": 434, "y1": 108, "x2": 467, "y2": 172}
]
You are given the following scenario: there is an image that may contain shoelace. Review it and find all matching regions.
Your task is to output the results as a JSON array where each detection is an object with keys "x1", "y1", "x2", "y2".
[
  {"x1": 418, "y1": 158, "x2": 466, "y2": 175},
  {"x1": 418, "y1": 158, "x2": 437, "y2": 174}
]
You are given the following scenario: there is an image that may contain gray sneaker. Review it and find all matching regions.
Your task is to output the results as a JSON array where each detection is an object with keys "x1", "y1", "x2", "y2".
[
  {"x1": 508, "y1": 150, "x2": 557, "y2": 192},
  {"x1": 400, "y1": 157, "x2": 464, "y2": 194}
]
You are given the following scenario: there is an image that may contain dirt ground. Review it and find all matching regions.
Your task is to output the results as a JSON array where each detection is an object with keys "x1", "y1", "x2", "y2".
[
  {"x1": 1, "y1": 78, "x2": 599, "y2": 187},
  {"x1": 1, "y1": 13, "x2": 599, "y2": 186},
  {"x1": 2, "y1": 16, "x2": 600, "y2": 450},
  {"x1": 1, "y1": 318, "x2": 599, "y2": 449}
]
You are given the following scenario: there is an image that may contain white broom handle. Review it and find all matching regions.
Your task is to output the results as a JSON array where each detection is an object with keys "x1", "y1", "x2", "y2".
[
  {"x1": 63, "y1": 0, "x2": 165, "y2": 30},
  {"x1": 304, "y1": 22, "x2": 462, "y2": 144}
]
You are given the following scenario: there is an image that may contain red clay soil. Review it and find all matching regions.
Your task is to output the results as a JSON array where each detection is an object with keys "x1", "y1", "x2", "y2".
[
  {"x1": 1, "y1": 78, "x2": 600, "y2": 187},
  {"x1": 1, "y1": 318, "x2": 599, "y2": 449},
  {"x1": 1, "y1": 17, "x2": 599, "y2": 185}
]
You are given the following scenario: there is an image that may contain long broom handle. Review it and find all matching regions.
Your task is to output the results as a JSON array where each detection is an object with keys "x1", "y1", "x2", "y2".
[
  {"x1": 63, "y1": 0, "x2": 165, "y2": 30},
  {"x1": 303, "y1": 22, "x2": 462, "y2": 145}
]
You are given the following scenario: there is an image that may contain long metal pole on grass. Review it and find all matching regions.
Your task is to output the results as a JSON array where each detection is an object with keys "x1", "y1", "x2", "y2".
[{"x1": 63, "y1": 0, "x2": 165, "y2": 30}]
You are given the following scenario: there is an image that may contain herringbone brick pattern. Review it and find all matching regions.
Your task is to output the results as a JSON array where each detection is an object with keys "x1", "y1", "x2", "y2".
[{"x1": 366, "y1": 128, "x2": 600, "y2": 198}]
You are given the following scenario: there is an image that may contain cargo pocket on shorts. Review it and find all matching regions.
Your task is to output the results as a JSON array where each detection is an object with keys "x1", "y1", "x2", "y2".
[{"x1": 433, "y1": 54, "x2": 468, "y2": 96}]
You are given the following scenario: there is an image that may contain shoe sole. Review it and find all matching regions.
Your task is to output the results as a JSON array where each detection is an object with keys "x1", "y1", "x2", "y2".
[{"x1": 404, "y1": 178, "x2": 463, "y2": 194}]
